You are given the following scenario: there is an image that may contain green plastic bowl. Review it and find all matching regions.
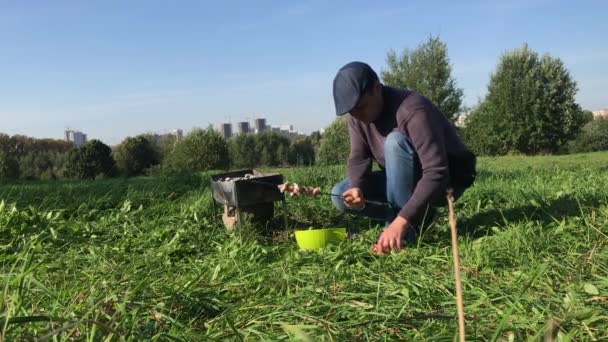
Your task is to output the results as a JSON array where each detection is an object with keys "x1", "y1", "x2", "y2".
[{"x1": 294, "y1": 228, "x2": 346, "y2": 250}]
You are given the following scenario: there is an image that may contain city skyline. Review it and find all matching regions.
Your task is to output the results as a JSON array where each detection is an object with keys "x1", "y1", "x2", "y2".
[
  {"x1": 218, "y1": 117, "x2": 303, "y2": 139},
  {"x1": 54, "y1": 117, "x2": 304, "y2": 146}
]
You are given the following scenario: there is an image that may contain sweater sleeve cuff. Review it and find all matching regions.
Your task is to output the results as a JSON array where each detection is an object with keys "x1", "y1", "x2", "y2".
[{"x1": 398, "y1": 205, "x2": 415, "y2": 225}]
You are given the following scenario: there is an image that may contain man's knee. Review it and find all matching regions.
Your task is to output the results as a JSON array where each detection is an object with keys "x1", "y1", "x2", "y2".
[
  {"x1": 331, "y1": 180, "x2": 350, "y2": 211},
  {"x1": 384, "y1": 131, "x2": 415, "y2": 157}
]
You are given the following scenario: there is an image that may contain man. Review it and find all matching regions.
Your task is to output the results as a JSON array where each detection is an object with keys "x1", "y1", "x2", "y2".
[{"x1": 331, "y1": 61, "x2": 476, "y2": 254}]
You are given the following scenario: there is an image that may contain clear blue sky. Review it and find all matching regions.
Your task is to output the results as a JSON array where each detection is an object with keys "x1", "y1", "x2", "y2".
[{"x1": 1, "y1": 0, "x2": 606, "y2": 145}]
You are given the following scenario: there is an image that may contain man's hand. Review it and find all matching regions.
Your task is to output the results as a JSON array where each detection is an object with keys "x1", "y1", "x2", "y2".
[
  {"x1": 374, "y1": 216, "x2": 410, "y2": 254},
  {"x1": 342, "y1": 187, "x2": 365, "y2": 209}
]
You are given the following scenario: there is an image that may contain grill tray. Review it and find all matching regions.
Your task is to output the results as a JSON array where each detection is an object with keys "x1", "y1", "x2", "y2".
[{"x1": 210, "y1": 169, "x2": 284, "y2": 207}]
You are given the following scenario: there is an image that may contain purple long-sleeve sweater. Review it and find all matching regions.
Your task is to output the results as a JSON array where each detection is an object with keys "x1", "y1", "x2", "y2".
[{"x1": 347, "y1": 86, "x2": 476, "y2": 222}]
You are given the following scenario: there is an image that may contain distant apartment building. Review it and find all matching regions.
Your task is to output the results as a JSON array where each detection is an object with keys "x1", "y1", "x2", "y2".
[
  {"x1": 277, "y1": 124, "x2": 305, "y2": 138},
  {"x1": 237, "y1": 121, "x2": 250, "y2": 135},
  {"x1": 455, "y1": 111, "x2": 470, "y2": 128},
  {"x1": 172, "y1": 129, "x2": 184, "y2": 142},
  {"x1": 281, "y1": 124, "x2": 294, "y2": 132},
  {"x1": 151, "y1": 128, "x2": 183, "y2": 145},
  {"x1": 219, "y1": 123, "x2": 233, "y2": 138},
  {"x1": 254, "y1": 118, "x2": 267, "y2": 133},
  {"x1": 64, "y1": 129, "x2": 87, "y2": 147},
  {"x1": 593, "y1": 109, "x2": 608, "y2": 118}
]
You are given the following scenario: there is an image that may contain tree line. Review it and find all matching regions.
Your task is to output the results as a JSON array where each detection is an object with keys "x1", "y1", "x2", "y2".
[
  {"x1": 0, "y1": 129, "x2": 329, "y2": 180},
  {"x1": 2, "y1": 36, "x2": 607, "y2": 180},
  {"x1": 0, "y1": 134, "x2": 72, "y2": 180}
]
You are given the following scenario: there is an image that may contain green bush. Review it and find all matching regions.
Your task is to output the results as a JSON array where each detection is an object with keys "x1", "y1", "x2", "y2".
[
  {"x1": 114, "y1": 136, "x2": 160, "y2": 176},
  {"x1": 17, "y1": 151, "x2": 69, "y2": 180},
  {"x1": 229, "y1": 133, "x2": 258, "y2": 169},
  {"x1": 254, "y1": 132, "x2": 290, "y2": 167},
  {"x1": 317, "y1": 116, "x2": 349, "y2": 165},
  {"x1": 568, "y1": 117, "x2": 608, "y2": 153},
  {"x1": 64, "y1": 140, "x2": 116, "y2": 179},
  {"x1": 0, "y1": 151, "x2": 20, "y2": 180},
  {"x1": 288, "y1": 137, "x2": 315, "y2": 166},
  {"x1": 169, "y1": 127, "x2": 229, "y2": 172}
]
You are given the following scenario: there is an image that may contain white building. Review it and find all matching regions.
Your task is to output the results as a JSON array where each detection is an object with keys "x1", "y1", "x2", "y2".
[
  {"x1": 593, "y1": 109, "x2": 608, "y2": 118},
  {"x1": 150, "y1": 128, "x2": 184, "y2": 144},
  {"x1": 281, "y1": 124, "x2": 294, "y2": 132},
  {"x1": 64, "y1": 129, "x2": 87, "y2": 147}
]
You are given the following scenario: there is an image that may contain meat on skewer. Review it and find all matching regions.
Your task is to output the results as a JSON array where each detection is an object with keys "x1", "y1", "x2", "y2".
[{"x1": 277, "y1": 182, "x2": 321, "y2": 196}]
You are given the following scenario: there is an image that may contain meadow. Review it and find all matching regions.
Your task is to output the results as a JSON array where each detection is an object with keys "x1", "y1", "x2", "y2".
[{"x1": 1, "y1": 152, "x2": 607, "y2": 341}]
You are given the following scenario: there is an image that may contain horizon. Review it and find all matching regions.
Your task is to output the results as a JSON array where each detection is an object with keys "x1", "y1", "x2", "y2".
[{"x1": 1, "y1": 1, "x2": 607, "y2": 145}]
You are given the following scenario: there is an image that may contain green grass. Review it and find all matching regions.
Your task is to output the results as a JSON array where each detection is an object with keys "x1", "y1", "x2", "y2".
[{"x1": 1, "y1": 152, "x2": 607, "y2": 341}]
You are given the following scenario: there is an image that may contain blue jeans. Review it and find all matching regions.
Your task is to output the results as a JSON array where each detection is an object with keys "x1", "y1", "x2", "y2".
[{"x1": 331, "y1": 131, "x2": 464, "y2": 242}]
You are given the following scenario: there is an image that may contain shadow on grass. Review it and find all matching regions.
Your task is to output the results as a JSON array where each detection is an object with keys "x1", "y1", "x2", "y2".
[
  {"x1": 212, "y1": 193, "x2": 607, "y2": 249},
  {"x1": 457, "y1": 194, "x2": 606, "y2": 239}
]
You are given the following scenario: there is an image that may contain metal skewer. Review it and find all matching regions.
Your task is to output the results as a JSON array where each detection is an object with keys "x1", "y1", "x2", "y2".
[
  {"x1": 318, "y1": 191, "x2": 392, "y2": 207},
  {"x1": 244, "y1": 179, "x2": 392, "y2": 208}
]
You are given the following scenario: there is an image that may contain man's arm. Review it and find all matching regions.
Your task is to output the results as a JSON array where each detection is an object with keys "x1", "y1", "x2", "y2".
[{"x1": 346, "y1": 116, "x2": 372, "y2": 190}]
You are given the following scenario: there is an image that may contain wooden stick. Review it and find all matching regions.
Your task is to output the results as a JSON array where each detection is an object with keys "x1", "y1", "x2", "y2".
[{"x1": 447, "y1": 189, "x2": 466, "y2": 342}]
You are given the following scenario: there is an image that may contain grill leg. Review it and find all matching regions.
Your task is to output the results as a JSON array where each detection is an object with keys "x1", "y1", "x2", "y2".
[
  {"x1": 236, "y1": 208, "x2": 242, "y2": 231},
  {"x1": 281, "y1": 198, "x2": 288, "y2": 230},
  {"x1": 211, "y1": 198, "x2": 217, "y2": 225},
  {"x1": 222, "y1": 205, "x2": 238, "y2": 232}
]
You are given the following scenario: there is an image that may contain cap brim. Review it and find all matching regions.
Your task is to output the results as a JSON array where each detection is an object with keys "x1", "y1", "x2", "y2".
[
  {"x1": 336, "y1": 110, "x2": 349, "y2": 116},
  {"x1": 335, "y1": 97, "x2": 358, "y2": 116}
]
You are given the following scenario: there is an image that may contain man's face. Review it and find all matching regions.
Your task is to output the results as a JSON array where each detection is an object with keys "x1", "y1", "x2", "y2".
[{"x1": 349, "y1": 82, "x2": 383, "y2": 123}]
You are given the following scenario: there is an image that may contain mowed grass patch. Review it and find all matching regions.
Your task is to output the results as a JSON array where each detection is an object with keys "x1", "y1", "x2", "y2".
[{"x1": 1, "y1": 153, "x2": 607, "y2": 340}]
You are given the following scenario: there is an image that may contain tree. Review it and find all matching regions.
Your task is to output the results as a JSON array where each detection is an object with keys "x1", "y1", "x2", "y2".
[
  {"x1": 254, "y1": 132, "x2": 290, "y2": 167},
  {"x1": 461, "y1": 102, "x2": 503, "y2": 156},
  {"x1": 18, "y1": 152, "x2": 51, "y2": 180},
  {"x1": 148, "y1": 133, "x2": 178, "y2": 162},
  {"x1": 464, "y1": 44, "x2": 585, "y2": 155},
  {"x1": 114, "y1": 136, "x2": 160, "y2": 176},
  {"x1": 64, "y1": 140, "x2": 116, "y2": 179},
  {"x1": 317, "y1": 116, "x2": 349, "y2": 165},
  {"x1": 581, "y1": 110, "x2": 595, "y2": 126},
  {"x1": 276, "y1": 144, "x2": 288, "y2": 166},
  {"x1": 0, "y1": 133, "x2": 74, "y2": 180},
  {"x1": 381, "y1": 35, "x2": 463, "y2": 122},
  {"x1": 0, "y1": 151, "x2": 20, "y2": 180},
  {"x1": 46, "y1": 151, "x2": 70, "y2": 179},
  {"x1": 568, "y1": 117, "x2": 608, "y2": 153},
  {"x1": 229, "y1": 133, "x2": 258, "y2": 168},
  {"x1": 169, "y1": 127, "x2": 229, "y2": 172},
  {"x1": 288, "y1": 138, "x2": 315, "y2": 166},
  {"x1": 309, "y1": 131, "x2": 322, "y2": 156},
  {"x1": 310, "y1": 131, "x2": 321, "y2": 145}
]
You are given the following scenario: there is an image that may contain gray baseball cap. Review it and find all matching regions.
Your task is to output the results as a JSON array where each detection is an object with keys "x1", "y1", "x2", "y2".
[{"x1": 332, "y1": 61, "x2": 379, "y2": 116}]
